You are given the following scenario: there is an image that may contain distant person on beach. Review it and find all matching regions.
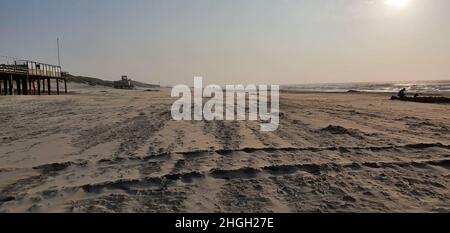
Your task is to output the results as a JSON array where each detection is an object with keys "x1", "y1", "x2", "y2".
[{"x1": 397, "y1": 88, "x2": 407, "y2": 98}]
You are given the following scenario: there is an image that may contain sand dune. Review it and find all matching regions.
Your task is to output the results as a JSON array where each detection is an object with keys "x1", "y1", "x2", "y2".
[{"x1": 0, "y1": 83, "x2": 449, "y2": 212}]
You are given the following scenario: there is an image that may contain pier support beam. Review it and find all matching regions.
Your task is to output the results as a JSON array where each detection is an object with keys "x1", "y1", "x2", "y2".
[
  {"x1": 0, "y1": 75, "x2": 67, "y2": 95},
  {"x1": 47, "y1": 78, "x2": 51, "y2": 95},
  {"x1": 32, "y1": 78, "x2": 36, "y2": 95},
  {"x1": 22, "y1": 77, "x2": 28, "y2": 95},
  {"x1": 23, "y1": 77, "x2": 27, "y2": 95},
  {"x1": 56, "y1": 78, "x2": 60, "y2": 95},
  {"x1": 16, "y1": 78, "x2": 21, "y2": 95},
  {"x1": 28, "y1": 77, "x2": 32, "y2": 94},
  {"x1": 8, "y1": 76, "x2": 13, "y2": 95},
  {"x1": 3, "y1": 78, "x2": 7, "y2": 95},
  {"x1": 37, "y1": 77, "x2": 41, "y2": 95}
]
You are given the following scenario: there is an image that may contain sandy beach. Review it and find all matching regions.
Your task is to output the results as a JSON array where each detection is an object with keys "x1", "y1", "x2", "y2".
[{"x1": 0, "y1": 83, "x2": 449, "y2": 213}]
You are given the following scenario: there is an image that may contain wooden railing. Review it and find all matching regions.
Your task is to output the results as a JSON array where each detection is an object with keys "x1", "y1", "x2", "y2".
[
  {"x1": 0, "y1": 64, "x2": 28, "y2": 75},
  {"x1": 0, "y1": 64, "x2": 62, "y2": 77}
]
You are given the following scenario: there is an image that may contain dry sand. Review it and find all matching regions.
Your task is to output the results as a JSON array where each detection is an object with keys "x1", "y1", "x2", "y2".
[{"x1": 0, "y1": 83, "x2": 449, "y2": 212}]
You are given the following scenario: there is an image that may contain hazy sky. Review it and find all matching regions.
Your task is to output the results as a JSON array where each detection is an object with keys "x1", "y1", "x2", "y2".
[{"x1": 1, "y1": 0, "x2": 449, "y2": 85}]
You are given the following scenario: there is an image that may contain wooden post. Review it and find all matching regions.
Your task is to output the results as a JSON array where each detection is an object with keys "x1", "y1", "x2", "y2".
[
  {"x1": 22, "y1": 77, "x2": 26, "y2": 95},
  {"x1": 28, "y1": 77, "x2": 32, "y2": 94},
  {"x1": 3, "y1": 78, "x2": 7, "y2": 95},
  {"x1": 37, "y1": 77, "x2": 41, "y2": 95},
  {"x1": 22, "y1": 77, "x2": 28, "y2": 95},
  {"x1": 47, "y1": 78, "x2": 51, "y2": 95},
  {"x1": 42, "y1": 78, "x2": 45, "y2": 92},
  {"x1": 9, "y1": 75, "x2": 13, "y2": 95},
  {"x1": 56, "y1": 78, "x2": 60, "y2": 95},
  {"x1": 32, "y1": 78, "x2": 36, "y2": 95},
  {"x1": 16, "y1": 78, "x2": 21, "y2": 95},
  {"x1": 64, "y1": 79, "x2": 67, "y2": 93},
  {"x1": 24, "y1": 77, "x2": 28, "y2": 95}
]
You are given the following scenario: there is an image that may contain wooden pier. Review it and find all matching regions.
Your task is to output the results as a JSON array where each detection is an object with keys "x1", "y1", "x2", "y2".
[{"x1": 0, "y1": 60, "x2": 66, "y2": 95}]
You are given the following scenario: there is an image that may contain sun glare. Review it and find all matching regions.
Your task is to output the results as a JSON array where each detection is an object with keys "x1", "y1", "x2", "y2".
[{"x1": 385, "y1": 0, "x2": 409, "y2": 8}]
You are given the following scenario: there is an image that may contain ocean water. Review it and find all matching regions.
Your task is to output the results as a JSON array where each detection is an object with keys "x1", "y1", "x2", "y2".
[{"x1": 281, "y1": 80, "x2": 450, "y2": 93}]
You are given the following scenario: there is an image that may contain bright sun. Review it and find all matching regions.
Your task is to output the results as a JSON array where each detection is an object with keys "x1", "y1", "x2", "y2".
[{"x1": 385, "y1": 0, "x2": 409, "y2": 8}]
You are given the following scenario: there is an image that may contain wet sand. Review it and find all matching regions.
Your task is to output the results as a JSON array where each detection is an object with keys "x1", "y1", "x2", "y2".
[{"x1": 0, "y1": 83, "x2": 449, "y2": 212}]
